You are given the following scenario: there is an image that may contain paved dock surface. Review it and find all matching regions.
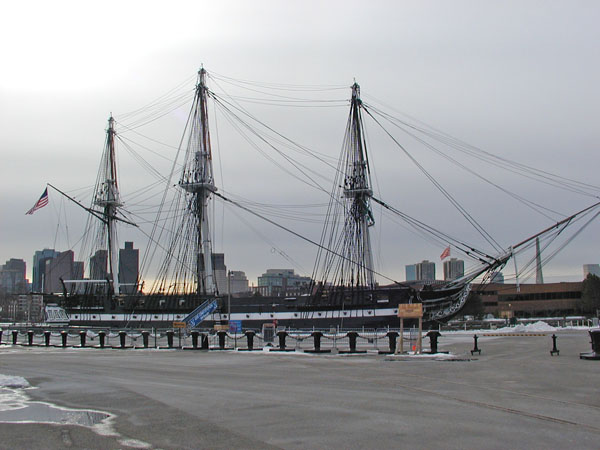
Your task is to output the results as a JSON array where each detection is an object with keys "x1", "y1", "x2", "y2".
[{"x1": 0, "y1": 330, "x2": 598, "y2": 449}]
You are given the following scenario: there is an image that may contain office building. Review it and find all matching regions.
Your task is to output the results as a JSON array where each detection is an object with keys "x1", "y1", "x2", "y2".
[
  {"x1": 405, "y1": 264, "x2": 416, "y2": 282},
  {"x1": 228, "y1": 271, "x2": 249, "y2": 294},
  {"x1": 118, "y1": 242, "x2": 139, "y2": 294},
  {"x1": 490, "y1": 271, "x2": 505, "y2": 284},
  {"x1": 443, "y1": 258, "x2": 464, "y2": 281},
  {"x1": 32, "y1": 249, "x2": 59, "y2": 292},
  {"x1": 415, "y1": 260, "x2": 436, "y2": 281},
  {"x1": 90, "y1": 250, "x2": 108, "y2": 280},
  {"x1": 583, "y1": 264, "x2": 600, "y2": 279},
  {"x1": 258, "y1": 269, "x2": 312, "y2": 296},
  {"x1": 199, "y1": 253, "x2": 228, "y2": 294},
  {"x1": 0, "y1": 258, "x2": 27, "y2": 294},
  {"x1": 43, "y1": 250, "x2": 83, "y2": 293}
]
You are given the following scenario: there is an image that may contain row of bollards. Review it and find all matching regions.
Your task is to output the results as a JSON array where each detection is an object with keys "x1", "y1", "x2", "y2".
[{"x1": 2, "y1": 328, "x2": 599, "y2": 357}]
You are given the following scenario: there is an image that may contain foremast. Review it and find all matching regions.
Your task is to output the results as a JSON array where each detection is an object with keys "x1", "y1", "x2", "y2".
[
  {"x1": 179, "y1": 68, "x2": 217, "y2": 295},
  {"x1": 94, "y1": 116, "x2": 122, "y2": 294}
]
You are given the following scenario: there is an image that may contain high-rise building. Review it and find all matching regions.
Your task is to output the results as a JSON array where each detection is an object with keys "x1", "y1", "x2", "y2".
[
  {"x1": 583, "y1": 264, "x2": 600, "y2": 279},
  {"x1": 73, "y1": 261, "x2": 85, "y2": 281},
  {"x1": 90, "y1": 249, "x2": 108, "y2": 280},
  {"x1": 228, "y1": 271, "x2": 249, "y2": 294},
  {"x1": 490, "y1": 271, "x2": 504, "y2": 283},
  {"x1": 198, "y1": 253, "x2": 228, "y2": 294},
  {"x1": 32, "y1": 249, "x2": 59, "y2": 292},
  {"x1": 118, "y1": 242, "x2": 139, "y2": 294},
  {"x1": 44, "y1": 250, "x2": 74, "y2": 293},
  {"x1": 405, "y1": 264, "x2": 416, "y2": 282},
  {"x1": 443, "y1": 258, "x2": 464, "y2": 281},
  {"x1": 257, "y1": 269, "x2": 312, "y2": 295},
  {"x1": 415, "y1": 260, "x2": 436, "y2": 281},
  {"x1": 0, "y1": 258, "x2": 27, "y2": 294}
]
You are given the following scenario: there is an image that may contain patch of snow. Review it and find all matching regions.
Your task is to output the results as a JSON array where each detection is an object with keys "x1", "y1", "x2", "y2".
[
  {"x1": 0, "y1": 375, "x2": 29, "y2": 389},
  {"x1": 496, "y1": 321, "x2": 557, "y2": 333}
]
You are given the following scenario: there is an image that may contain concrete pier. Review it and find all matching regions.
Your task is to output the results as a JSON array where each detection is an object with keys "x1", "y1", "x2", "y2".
[{"x1": 0, "y1": 330, "x2": 598, "y2": 449}]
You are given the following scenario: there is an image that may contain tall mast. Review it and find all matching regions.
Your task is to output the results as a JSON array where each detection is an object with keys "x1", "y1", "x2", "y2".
[
  {"x1": 94, "y1": 116, "x2": 122, "y2": 294},
  {"x1": 344, "y1": 82, "x2": 375, "y2": 288},
  {"x1": 179, "y1": 68, "x2": 217, "y2": 295},
  {"x1": 312, "y1": 81, "x2": 376, "y2": 291}
]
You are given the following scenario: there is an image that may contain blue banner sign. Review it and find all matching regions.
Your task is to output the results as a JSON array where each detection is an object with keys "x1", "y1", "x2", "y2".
[
  {"x1": 229, "y1": 320, "x2": 242, "y2": 332},
  {"x1": 184, "y1": 299, "x2": 218, "y2": 328}
]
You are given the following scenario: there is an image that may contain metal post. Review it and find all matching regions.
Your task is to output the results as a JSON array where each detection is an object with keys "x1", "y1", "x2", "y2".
[
  {"x1": 417, "y1": 317, "x2": 422, "y2": 354},
  {"x1": 397, "y1": 318, "x2": 404, "y2": 354},
  {"x1": 228, "y1": 270, "x2": 231, "y2": 327}
]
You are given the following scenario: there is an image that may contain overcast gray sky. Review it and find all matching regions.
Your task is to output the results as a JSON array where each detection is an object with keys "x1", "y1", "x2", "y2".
[{"x1": 1, "y1": 0, "x2": 599, "y2": 284}]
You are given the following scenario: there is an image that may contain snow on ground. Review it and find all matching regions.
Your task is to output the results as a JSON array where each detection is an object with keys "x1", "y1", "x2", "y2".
[
  {"x1": 0, "y1": 375, "x2": 29, "y2": 389},
  {"x1": 495, "y1": 321, "x2": 557, "y2": 333}
]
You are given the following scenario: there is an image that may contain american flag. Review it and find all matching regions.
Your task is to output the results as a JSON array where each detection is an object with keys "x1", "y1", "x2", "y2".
[
  {"x1": 440, "y1": 246, "x2": 450, "y2": 260},
  {"x1": 25, "y1": 188, "x2": 49, "y2": 215}
]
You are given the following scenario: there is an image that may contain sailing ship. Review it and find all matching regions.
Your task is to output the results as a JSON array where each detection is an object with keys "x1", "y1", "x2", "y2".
[{"x1": 45, "y1": 68, "x2": 600, "y2": 329}]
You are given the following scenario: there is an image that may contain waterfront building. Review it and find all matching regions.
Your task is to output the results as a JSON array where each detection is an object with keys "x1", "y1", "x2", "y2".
[
  {"x1": 118, "y1": 242, "x2": 139, "y2": 294},
  {"x1": 90, "y1": 250, "x2": 108, "y2": 280},
  {"x1": 415, "y1": 260, "x2": 436, "y2": 281},
  {"x1": 0, "y1": 258, "x2": 28, "y2": 294},
  {"x1": 228, "y1": 271, "x2": 249, "y2": 295},
  {"x1": 443, "y1": 258, "x2": 464, "y2": 281},
  {"x1": 43, "y1": 251, "x2": 83, "y2": 293},
  {"x1": 583, "y1": 264, "x2": 600, "y2": 279},
  {"x1": 478, "y1": 282, "x2": 583, "y2": 318},
  {"x1": 405, "y1": 264, "x2": 416, "y2": 282},
  {"x1": 32, "y1": 249, "x2": 59, "y2": 292},
  {"x1": 490, "y1": 271, "x2": 505, "y2": 283},
  {"x1": 257, "y1": 269, "x2": 312, "y2": 296},
  {"x1": 199, "y1": 253, "x2": 228, "y2": 295}
]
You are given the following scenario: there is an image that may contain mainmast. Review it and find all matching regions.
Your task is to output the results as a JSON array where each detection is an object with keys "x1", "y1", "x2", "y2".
[
  {"x1": 94, "y1": 116, "x2": 122, "y2": 294},
  {"x1": 179, "y1": 68, "x2": 217, "y2": 295},
  {"x1": 344, "y1": 82, "x2": 376, "y2": 289},
  {"x1": 313, "y1": 81, "x2": 376, "y2": 292}
]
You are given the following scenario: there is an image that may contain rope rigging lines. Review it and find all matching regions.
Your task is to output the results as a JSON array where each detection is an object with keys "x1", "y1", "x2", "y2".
[{"x1": 52, "y1": 68, "x2": 600, "y2": 293}]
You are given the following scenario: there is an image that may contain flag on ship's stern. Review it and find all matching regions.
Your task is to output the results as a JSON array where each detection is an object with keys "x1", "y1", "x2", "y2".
[{"x1": 25, "y1": 187, "x2": 49, "y2": 215}]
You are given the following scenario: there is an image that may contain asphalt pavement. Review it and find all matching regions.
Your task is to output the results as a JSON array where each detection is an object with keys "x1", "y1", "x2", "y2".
[{"x1": 0, "y1": 330, "x2": 598, "y2": 449}]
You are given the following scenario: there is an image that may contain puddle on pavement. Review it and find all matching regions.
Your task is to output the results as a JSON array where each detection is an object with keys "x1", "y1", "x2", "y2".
[{"x1": 0, "y1": 375, "x2": 152, "y2": 449}]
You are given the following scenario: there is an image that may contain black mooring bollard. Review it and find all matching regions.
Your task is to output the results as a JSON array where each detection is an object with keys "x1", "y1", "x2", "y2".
[
  {"x1": 426, "y1": 330, "x2": 441, "y2": 353},
  {"x1": 191, "y1": 331, "x2": 199, "y2": 348},
  {"x1": 471, "y1": 334, "x2": 481, "y2": 355},
  {"x1": 245, "y1": 330, "x2": 255, "y2": 350},
  {"x1": 27, "y1": 330, "x2": 34, "y2": 346},
  {"x1": 347, "y1": 331, "x2": 359, "y2": 352},
  {"x1": 12, "y1": 330, "x2": 18, "y2": 345},
  {"x1": 98, "y1": 331, "x2": 106, "y2": 348},
  {"x1": 277, "y1": 331, "x2": 288, "y2": 350},
  {"x1": 201, "y1": 333, "x2": 209, "y2": 350},
  {"x1": 61, "y1": 331, "x2": 68, "y2": 347},
  {"x1": 312, "y1": 331, "x2": 323, "y2": 352},
  {"x1": 550, "y1": 334, "x2": 559, "y2": 356},
  {"x1": 44, "y1": 331, "x2": 51, "y2": 346},
  {"x1": 386, "y1": 331, "x2": 399, "y2": 353},
  {"x1": 217, "y1": 330, "x2": 227, "y2": 350},
  {"x1": 167, "y1": 330, "x2": 174, "y2": 348},
  {"x1": 142, "y1": 330, "x2": 150, "y2": 348},
  {"x1": 119, "y1": 331, "x2": 127, "y2": 348},
  {"x1": 80, "y1": 331, "x2": 87, "y2": 348},
  {"x1": 580, "y1": 329, "x2": 600, "y2": 360}
]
